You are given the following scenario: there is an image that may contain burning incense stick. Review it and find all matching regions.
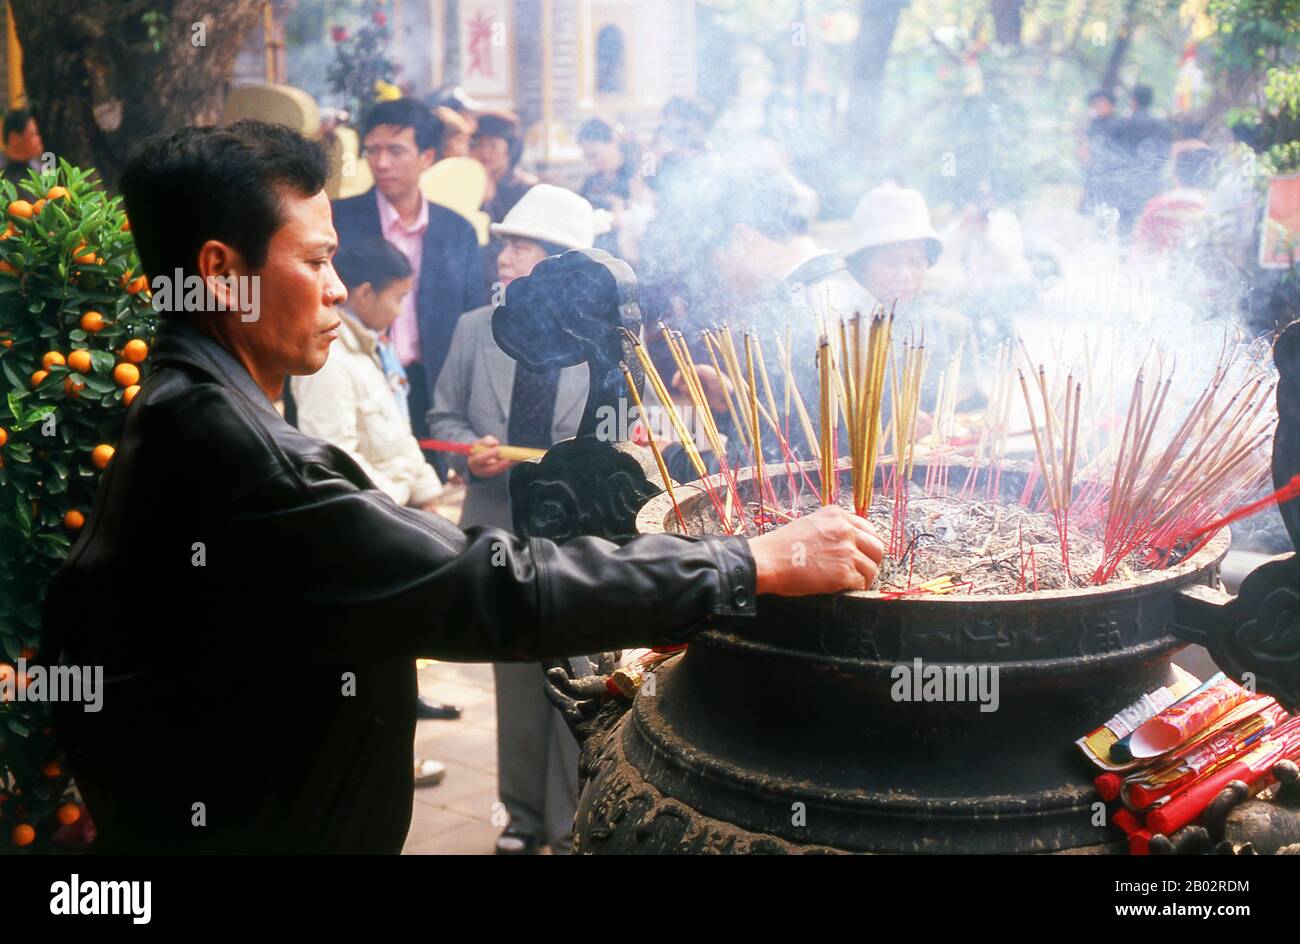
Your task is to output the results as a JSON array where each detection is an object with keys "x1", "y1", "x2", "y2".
[{"x1": 620, "y1": 361, "x2": 687, "y2": 534}]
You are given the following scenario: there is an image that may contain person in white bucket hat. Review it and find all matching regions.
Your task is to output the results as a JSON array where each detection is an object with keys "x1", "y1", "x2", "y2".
[
  {"x1": 489, "y1": 182, "x2": 600, "y2": 254},
  {"x1": 844, "y1": 183, "x2": 944, "y2": 308},
  {"x1": 847, "y1": 183, "x2": 983, "y2": 405},
  {"x1": 428, "y1": 183, "x2": 601, "y2": 855}
]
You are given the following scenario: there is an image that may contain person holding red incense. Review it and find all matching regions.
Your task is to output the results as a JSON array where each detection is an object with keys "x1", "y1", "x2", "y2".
[
  {"x1": 40, "y1": 121, "x2": 884, "y2": 854},
  {"x1": 428, "y1": 183, "x2": 601, "y2": 855}
]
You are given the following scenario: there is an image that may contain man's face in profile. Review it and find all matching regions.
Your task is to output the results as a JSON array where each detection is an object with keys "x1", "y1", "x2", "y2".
[{"x1": 237, "y1": 188, "x2": 346, "y2": 377}]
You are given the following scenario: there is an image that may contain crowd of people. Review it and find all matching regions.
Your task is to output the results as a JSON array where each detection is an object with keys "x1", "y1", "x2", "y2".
[{"x1": 256, "y1": 78, "x2": 1285, "y2": 854}]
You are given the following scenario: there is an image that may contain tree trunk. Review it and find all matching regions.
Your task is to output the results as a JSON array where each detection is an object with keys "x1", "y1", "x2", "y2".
[
  {"x1": 9, "y1": 0, "x2": 267, "y2": 190},
  {"x1": 1100, "y1": 0, "x2": 1141, "y2": 92},
  {"x1": 843, "y1": 0, "x2": 908, "y2": 149},
  {"x1": 991, "y1": 0, "x2": 1023, "y2": 47}
]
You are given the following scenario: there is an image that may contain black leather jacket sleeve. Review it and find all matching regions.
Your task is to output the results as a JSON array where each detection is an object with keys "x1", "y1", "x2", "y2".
[{"x1": 205, "y1": 458, "x2": 757, "y2": 664}]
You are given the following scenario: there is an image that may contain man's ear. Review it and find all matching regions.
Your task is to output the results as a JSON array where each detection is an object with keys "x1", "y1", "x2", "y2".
[
  {"x1": 419, "y1": 148, "x2": 437, "y2": 172},
  {"x1": 352, "y1": 282, "x2": 375, "y2": 308},
  {"x1": 196, "y1": 240, "x2": 250, "y2": 313}
]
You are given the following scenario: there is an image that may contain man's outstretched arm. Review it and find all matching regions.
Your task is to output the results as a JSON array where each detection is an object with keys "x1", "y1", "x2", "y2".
[{"x1": 210, "y1": 462, "x2": 882, "y2": 664}]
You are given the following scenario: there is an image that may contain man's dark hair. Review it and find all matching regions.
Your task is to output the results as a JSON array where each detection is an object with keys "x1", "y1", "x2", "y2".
[
  {"x1": 1133, "y1": 84, "x2": 1154, "y2": 109},
  {"x1": 473, "y1": 109, "x2": 524, "y2": 166},
  {"x1": 1087, "y1": 90, "x2": 1114, "y2": 106},
  {"x1": 578, "y1": 116, "x2": 617, "y2": 144},
  {"x1": 120, "y1": 120, "x2": 329, "y2": 284},
  {"x1": 676, "y1": 161, "x2": 808, "y2": 259},
  {"x1": 361, "y1": 97, "x2": 441, "y2": 153},
  {"x1": 3, "y1": 109, "x2": 34, "y2": 141},
  {"x1": 333, "y1": 238, "x2": 412, "y2": 294}
]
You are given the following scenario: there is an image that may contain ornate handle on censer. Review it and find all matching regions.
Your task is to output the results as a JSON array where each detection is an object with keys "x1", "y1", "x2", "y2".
[
  {"x1": 491, "y1": 249, "x2": 671, "y2": 748},
  {"x1": 1172, "y1": 319, "x2": 1300, "y2": 712}
]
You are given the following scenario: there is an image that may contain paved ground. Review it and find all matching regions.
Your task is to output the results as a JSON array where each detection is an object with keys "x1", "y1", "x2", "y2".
[
  {"x1": 404, "y1": 659, "x2": 506, "y2": 855},
  {"x1": 403, "y1": 477, "x2": 517, "y2": 855}
]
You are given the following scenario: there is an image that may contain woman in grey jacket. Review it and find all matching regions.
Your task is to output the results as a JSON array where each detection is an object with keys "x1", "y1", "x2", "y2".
[{"x1": 428, "y1": 185, "x2": 597, "y2": 854}]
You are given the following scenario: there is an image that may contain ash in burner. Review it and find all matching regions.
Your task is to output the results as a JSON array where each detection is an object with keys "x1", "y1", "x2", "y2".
[{"x1": 777, "y1": 492, "x2": 1154, "y2": 595}]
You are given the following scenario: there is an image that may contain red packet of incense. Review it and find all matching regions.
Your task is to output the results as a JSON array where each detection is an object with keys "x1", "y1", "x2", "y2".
[
  {"x1": 1147, "y1": 715, "x2": 1300, "y2": 836},
  {"x1": 1128, "y1": 672, "x2": 1249, "y2": 759},
  {"x1": 1122, "y1": 698, "x2": 1285, "y2": 809}
]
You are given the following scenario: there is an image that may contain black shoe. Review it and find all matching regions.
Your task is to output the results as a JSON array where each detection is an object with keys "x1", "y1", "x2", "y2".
[{"x1": 416, "y1": 695, "x2": 463, "y2": 721}]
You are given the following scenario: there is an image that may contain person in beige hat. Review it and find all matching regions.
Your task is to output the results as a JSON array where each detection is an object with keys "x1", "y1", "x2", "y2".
[{"x1": 427, "y1": 184, "x2": 598, "y2": 854}]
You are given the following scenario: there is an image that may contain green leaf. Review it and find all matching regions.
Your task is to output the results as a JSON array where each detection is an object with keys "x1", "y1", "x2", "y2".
[
  {"x1": 88, "y1": 350, "x2": 113, "y2": 374},
  {"x1": 14, "y1": 493, "x2": 31, "y2": 536},
  {"x1": 2, "y1": 357, "x2": 25, "y2": 391},
  {"x1": 6, "y1": 717, "x2": 31, "y2": 737}
]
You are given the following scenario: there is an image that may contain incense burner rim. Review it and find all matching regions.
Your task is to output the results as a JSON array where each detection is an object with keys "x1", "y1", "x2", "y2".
[{"x1": 637, "y1": 460, "x2": 1231, "y2": 605}]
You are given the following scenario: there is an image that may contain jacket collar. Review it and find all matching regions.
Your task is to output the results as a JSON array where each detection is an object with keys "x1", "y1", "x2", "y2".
[
  {"x1": 337, "y1": 308, "x2": 379, "y2": 359},
  {"x1": 150, "y1": 317, "x2": 283, "y2": 420}
]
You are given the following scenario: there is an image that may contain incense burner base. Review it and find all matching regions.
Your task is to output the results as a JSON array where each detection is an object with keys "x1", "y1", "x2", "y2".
[{"x1": 575, "y1": 640, "x2": 1185, "y2": 855}]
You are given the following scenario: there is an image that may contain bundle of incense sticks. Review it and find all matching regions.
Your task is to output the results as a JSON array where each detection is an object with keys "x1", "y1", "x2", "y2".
[
  {"x1": 419, "y1": 438, "x2": 547, "y2": 462},
  {"x1": 833, "y1": 311, "x2": 892, "y2": 516},
  {"x1": 1147, "y1": 714, "x2": 1300, "y2": 838},
  {"x1": 701, "y1": 324, "x2": 810, "y2": 518},
  {"x1": 959, "y1": 339, "x2": 1015, "y2": 501},
  {"x1": 1017, "y1": 361, "x2": 1083, "y2": 578},
  {"x1": 923, "y1": 346, "x2": 963, "y2": 497},
  {"x1": 619, "y1": 327, "x2": 740, "y2": 535},
  {"x1": 818, "y1": 335, "x2": 836, "y2": 506},
  {"x1": 1090, "y1": 347, "x2": 1276, "y2": 582},
  {"x1": 601, "y1": 316, "x2": 1278, "y2": 600},
  {"x1": 1121, "y1": 697, "x2": 1286, "y2": 810},
  {"x1": 1080, "y1": 674, "x2": 1297, "y2": 850},
  {"x1": 888, "y1": 334, "x2": 926, "y2": 557}
]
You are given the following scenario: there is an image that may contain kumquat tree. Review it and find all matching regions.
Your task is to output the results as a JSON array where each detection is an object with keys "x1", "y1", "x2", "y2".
[{"x1": 0, "y1": 160, "x2": 157, "y2": 852}]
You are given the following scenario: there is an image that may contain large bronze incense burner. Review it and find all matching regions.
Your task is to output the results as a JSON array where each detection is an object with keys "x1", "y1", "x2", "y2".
[
  {"x1": 571, "y1": 467, "x2": 1229, "y2": 854},
  {"x1": 499, "y1": 251, "x2": 1300, "y2": 854}
]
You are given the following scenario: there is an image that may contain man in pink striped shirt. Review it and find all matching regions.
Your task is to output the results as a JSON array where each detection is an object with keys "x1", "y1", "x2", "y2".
[{"x1": 333, "y1": 99, "x2": 485, "y2": 460}]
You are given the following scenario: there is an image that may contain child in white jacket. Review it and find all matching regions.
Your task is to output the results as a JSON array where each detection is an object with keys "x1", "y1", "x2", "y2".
[{"x1": 292, "y1": 238, "x2": 443, "y2": 510}]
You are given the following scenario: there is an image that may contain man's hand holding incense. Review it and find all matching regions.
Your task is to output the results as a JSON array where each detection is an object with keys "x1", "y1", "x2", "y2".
[{"x1": 749, "y1": 505, "x2": 884, "y2": 596}]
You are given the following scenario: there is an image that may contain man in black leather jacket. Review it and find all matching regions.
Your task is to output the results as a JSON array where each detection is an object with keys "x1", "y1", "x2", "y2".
[{"x1": 40, "y1": 121, "x2": 883, "y2": 854}]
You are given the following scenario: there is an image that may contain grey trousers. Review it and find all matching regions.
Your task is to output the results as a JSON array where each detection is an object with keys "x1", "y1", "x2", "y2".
[{"x1": 492, "y1": 659, "x2": 586, "y2": 853}]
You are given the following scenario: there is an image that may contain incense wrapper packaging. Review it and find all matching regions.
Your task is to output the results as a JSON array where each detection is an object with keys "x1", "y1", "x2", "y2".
[
  {"x1": 1076, "y1": 666, "x2": 1200, "y2": 771},
  {"x1": 1129, "y1": 672, "x2": 1250, "y2": 759},
  {"x1": 607, "y1": 648, "x2": 677, "y2": 698},
  {"x1": 1146, "y1": 715, "x2": 1300, "y2": 837},
  {"x1": 1111, "y1": 808, "x2": 1141, "y2": 836},
  {"x1": 1122, "y1": 699, "x2": 1286, "y2": 810}
]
